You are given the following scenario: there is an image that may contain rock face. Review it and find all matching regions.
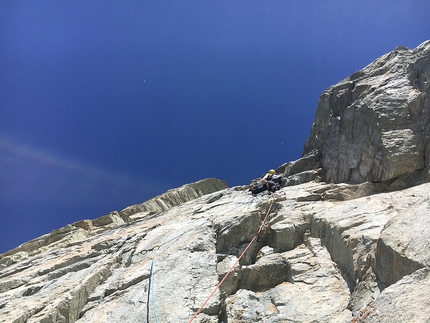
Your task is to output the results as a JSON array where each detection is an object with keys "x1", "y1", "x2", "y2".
[
  {"x1": 1, "y1": 41, "x2": 430, "y2": 323},
  {"x1": 119, "y1": 178, "x2": 228, "y2": 220},
  {"x1": 0, "y1": 178, "x2": 227, "y2": 271},
  {"x1": 302, "y1": 40, "x2": 430, "y2": 185}
]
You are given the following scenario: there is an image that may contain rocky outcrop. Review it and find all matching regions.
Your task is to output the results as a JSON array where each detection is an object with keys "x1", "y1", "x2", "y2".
[
  {"x1": 119, "y1": 178, "x2": 228, "y2": 219},
  {"x1": 2, "y1": 41, "x2": 430, "y2": 322},
  {"x1": 375, "y1": 197, "x2": 430, "y2": 287},
  {"x1": 277, "y1": 149, "x2": 324, "y2": 187},
  {"x1": 302, "y1": 40, "x2": 430, "y2": 186},
  {"x1": 0, "y1": 178, "x2": 227, "y2": 270},
  {"x1": 2, "y1": 180, "x2": 430, "y2": 322}
]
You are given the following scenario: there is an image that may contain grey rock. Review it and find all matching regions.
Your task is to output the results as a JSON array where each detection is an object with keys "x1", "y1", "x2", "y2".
[
  {"x1": 226, "y1": 239, "x2": 351, "y2": 323},
  {"x1": 268, "y1": 210, "x2": 310, "y2": 253},
  {"x1": 277, "y1": 149, "x2": 322, "y2": 177},
  {"x1": 352, "y1": 268, "x2": 430, "y2": 323},
  {"x1": 3, "y1": 42, "x2": 430, "y2": 323},
  {"x1": 0, "y1": 178, "x2": 227, "y2": 270},
  {"x1": 119, "y1": 178, "x2": 228, "y2": 219},
  {"x1": 373, "y1": 268, "x2": 430, "y2": 323},
  {"x1": 375, "y1": 196, "x2": 430, "y2": 287},
  {"x1": 2, "y1": 178, "x2": 430, "y2": 322},
  {"x1": 303, "y1": 40, "x2": 430, "y2": 185}
]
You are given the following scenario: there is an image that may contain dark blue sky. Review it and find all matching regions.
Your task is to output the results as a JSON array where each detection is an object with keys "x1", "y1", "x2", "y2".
[{"x1": 1, "y1": 1, "x2": 429, "y2": 254}]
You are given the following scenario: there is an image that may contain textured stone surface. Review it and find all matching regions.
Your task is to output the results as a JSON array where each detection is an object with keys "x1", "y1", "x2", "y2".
[
  {"x1": 0, "y1": 178, "x2": 227, "y2": 270},
  {"x1": 375, "y1": 196, "x2": 430, "y2": 287},
  {"x1": 0, "y1": 187, "x2": 235, "y2": 323},
  {"x1": 303, "y1": 40, "x2": 430, "y2": 185},
  {"x1": 119, "y1": 178, "x2": 228, "y2": 219},
  {"x1": 2, "y1": 180, "x2": 430, "y2": 322},
  {"x1": 226, "y1": 238, "x2": 351, "y2": 323},
  {"x1": 2, "y1": 41, "x2": 430, "y2": 323}
]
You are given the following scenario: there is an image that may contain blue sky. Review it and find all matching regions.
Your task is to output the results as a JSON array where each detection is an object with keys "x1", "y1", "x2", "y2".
[{"x1": 1, "y1": 1, "x2": 429, "y2": 254}]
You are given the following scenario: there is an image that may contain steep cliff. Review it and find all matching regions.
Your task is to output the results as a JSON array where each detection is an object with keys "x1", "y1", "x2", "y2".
[
  {"x1": 1, "y1": 40, "x2": 430, "y2": 323},
  {"x1": 302, "y1": 40, "x2": 430, "y2": 186}
]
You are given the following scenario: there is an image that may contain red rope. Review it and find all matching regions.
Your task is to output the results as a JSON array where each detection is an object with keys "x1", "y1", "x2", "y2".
[{"x1": 188, "y1": 194, "x2": 276, "y2": 323}]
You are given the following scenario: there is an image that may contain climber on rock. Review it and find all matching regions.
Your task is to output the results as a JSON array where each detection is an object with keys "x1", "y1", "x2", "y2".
[
  {"x1": 250, "y1": 181, "x2": 280, "y2": 195},
  {"x1": 249, "y1": 169, "x2": 281, "y2": 196},
  {"x1": 262, "y1": 169, "x2": 276, "y2": 184}
]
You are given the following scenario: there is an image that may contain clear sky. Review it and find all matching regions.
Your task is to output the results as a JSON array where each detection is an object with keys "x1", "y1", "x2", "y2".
[{"x1": 1, "y1": 1, "x2": 429, "y2": 254}]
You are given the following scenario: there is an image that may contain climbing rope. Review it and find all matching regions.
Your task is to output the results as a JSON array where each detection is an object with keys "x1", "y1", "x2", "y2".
[
  {"x1": 147, "y1": 219, "x2": 211, "y2": 321},
  {"x1": 147, "y1": 248, "x2": 159, "y2": 323},
  {"x1": 187, "y1": 193, "x2": 277, "y2": 323},
  {"x1": 146, "y1": 194, "x2": 254, "y2": 322},
  {"x1": 146, "y1": 221, "x2": 207, "y2": 323}
]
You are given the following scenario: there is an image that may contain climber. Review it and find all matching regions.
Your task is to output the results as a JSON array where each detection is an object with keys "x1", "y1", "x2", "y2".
[
  {"x1": 261, "y1": 169, "x2": 276, "y2": 183},
  {"x1": 249, "y1": 169, "x2": 281, "y2": 195},
  {"x1": 250, "y1": 181, "x2": 280, "y2": 195}
]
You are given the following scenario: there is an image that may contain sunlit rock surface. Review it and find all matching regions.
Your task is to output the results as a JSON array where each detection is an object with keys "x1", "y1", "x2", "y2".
[
  {"x1": 2, "y1": 41, "x2": 430, "y2": 322},
  {"x1": 2, "y1": 181, "x2": 430, "y2": 322},
  {"x1": 302, "y1": 40, "x2": 430, "y2": 186}
]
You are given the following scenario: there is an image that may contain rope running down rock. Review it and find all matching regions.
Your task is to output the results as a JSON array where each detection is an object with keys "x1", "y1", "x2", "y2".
[
  {"x1": 188, "y1": 193, "x2": 277, "y2": 323},
  {"x1": 146, "y1": 195, "x2": 254, "y2": 323}
]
